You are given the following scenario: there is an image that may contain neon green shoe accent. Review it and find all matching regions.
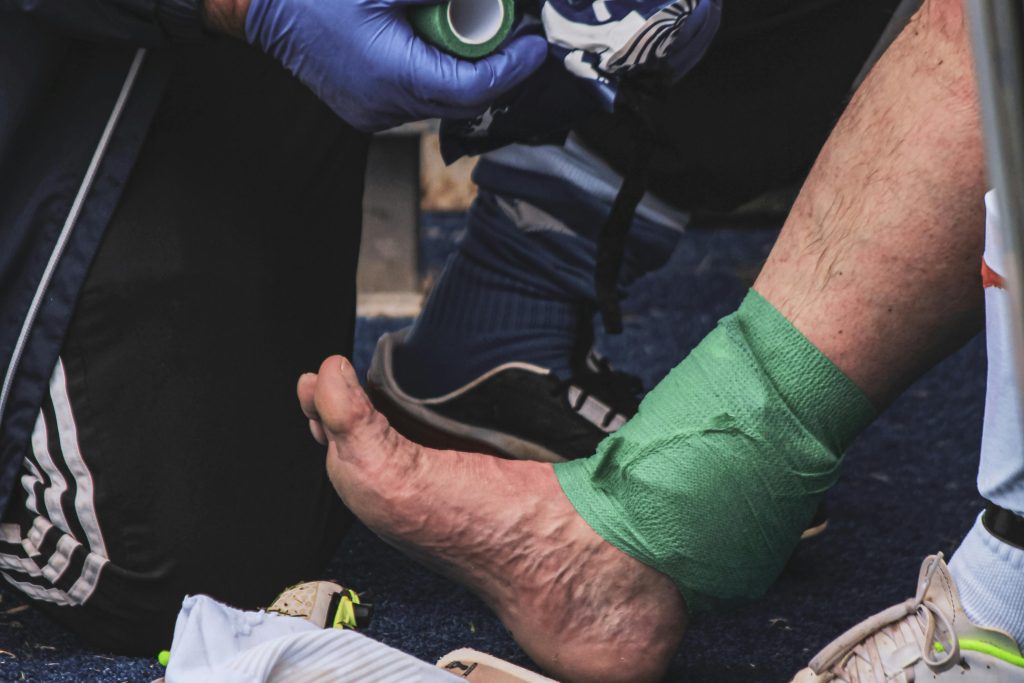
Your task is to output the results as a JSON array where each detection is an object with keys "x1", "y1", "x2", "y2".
[
  {"x1": 935, "y1": 639, "x2": 1024, "y2": 668},
  {"x1": 332, "y1": 589, "x2": 361, "y2": 630}
]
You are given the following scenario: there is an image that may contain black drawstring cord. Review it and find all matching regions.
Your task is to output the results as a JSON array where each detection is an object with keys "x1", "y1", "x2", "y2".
[{"x1": 595, "y1": 77, "x2": 662, "y2": 335}]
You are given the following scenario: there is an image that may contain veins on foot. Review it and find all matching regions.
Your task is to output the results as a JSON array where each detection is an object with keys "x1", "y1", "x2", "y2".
[{"x1": 298, "y1": 356, "x2": 687, "y2": 683}]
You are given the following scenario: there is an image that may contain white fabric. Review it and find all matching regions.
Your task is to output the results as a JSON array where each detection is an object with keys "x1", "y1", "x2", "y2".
[
  {"x1": 49, "y1": 358, "x2": 108, "y2": 557},
  {"x1": 978, "y1": 190, "x2": 1024, "y2": 516},
  {"x1": 948, "y1": 190, "x2": 1024, "y2": 647},
  {"x1": 540, "y1": 0, "x2": 699, "y2": 76},
  {"x1": 984, "y1": 191, "x2": 1011, "y2": 276},
  {"x1": 27, "y1": 396, "x2": 71, "y2": 531},
  {"x1": 165, "y1": 595, "x2": 457, "y2": 683},
  {"x1": 0, "y1": 357, "x2": 109, "y2": 606}
]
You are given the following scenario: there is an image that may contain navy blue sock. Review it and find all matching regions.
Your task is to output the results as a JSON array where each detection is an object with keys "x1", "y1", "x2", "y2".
[
  {"x1": 395, "y1": 146, "x2": 683, "y2": 399},
  {"x1": 394, "y1": 253, "x2": 581, "y2": 397}
]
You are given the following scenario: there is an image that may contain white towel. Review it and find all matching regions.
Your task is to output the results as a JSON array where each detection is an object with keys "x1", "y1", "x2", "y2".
[{"x1": 165, "y1": 594, "x2": 456, "y2": 683}]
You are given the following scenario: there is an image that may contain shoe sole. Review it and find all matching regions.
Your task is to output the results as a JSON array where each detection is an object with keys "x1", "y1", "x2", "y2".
[
  {"x1": 366, "y1": 331, "x2": 567, "y2": 464},
  {"x1": 800, "y1": 516, "x2": 829, "y2": 541}
]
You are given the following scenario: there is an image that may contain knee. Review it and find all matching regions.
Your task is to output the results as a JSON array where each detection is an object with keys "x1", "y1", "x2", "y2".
[
  {"x1": 903, "y1": 0, "x2": 977, "y2": 104},
  {"x1": 916, "y1": 0, "x2": 969, "y2": 45}
]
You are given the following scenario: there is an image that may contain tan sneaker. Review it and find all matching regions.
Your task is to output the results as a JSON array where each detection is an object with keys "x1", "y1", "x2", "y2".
[
  {"x1": 266, "y1": 580, "x2": 373, "y2": 630},
  {"x1": 438, "y1": 649, "x2": 560, "y2": 682},
  {"x1": 790, "y1": 554, "x2": 1024, "y2": 682}
]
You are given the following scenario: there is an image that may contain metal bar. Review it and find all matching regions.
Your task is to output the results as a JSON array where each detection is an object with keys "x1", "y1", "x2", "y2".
[
  {"x1": 968, "y1": 0, "x2": 1024, "y2": 395},
  {"x1": 358, "y1": 135, "x2": 421, "y2": 296}
]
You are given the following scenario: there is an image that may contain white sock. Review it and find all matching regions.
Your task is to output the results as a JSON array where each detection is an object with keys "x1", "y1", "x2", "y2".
[
  {"x1": 949, "y1": 191, "x2": 1024, "y2": 646},
  {"x1": 950, "y1": 513, "x2": 1024, "y2": 644}
]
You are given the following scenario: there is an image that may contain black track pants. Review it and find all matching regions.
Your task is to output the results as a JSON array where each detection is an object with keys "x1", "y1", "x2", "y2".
[{"x1": 0, "y1": 39, "x2": 368, "y2": 655}]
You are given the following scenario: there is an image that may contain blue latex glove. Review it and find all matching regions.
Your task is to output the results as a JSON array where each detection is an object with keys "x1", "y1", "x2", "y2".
[{"x1": 245, "y1": 0, "x2": 548, "y2": 132}]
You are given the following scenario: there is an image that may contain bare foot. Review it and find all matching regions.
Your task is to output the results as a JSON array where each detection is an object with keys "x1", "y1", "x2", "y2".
[{"x1": 297, "y1": 357, "x2": 687, "y2": 683}]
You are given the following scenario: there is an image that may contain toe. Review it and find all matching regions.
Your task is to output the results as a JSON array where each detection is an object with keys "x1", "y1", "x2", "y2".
[
  {"x1": 313, "y1": 356, "x2": 376, "y2": 436},
  {"x1": 308, "y1": 419, "x2": 327, "y2": 446},
  {"x1": 297, "y1": 373, "x2": 327, "y2": 445},
  {"x1": 297, "y1": 372, "x2": 319, "y2": 419}
]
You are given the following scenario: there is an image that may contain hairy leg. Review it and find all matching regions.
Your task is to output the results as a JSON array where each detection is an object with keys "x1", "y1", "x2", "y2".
[{"x1": 757, "y1": 0, "x2": 985, "y2": 405}]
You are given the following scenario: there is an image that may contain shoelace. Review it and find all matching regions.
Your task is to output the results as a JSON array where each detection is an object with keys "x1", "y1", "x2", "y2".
[
  {"x1": 808, "y1": 555, "x2": 960, "y2": 682},
  {"x1": 552, "y1": 354, "x2": 644, "y2": 420}
]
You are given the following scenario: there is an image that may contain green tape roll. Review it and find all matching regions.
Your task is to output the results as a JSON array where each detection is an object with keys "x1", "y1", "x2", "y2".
[{"x1": 410, "y1": 0, "x2": 515, "y2": 59}]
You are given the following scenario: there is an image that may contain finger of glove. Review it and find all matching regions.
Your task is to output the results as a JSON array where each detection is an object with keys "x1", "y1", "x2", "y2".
[
  {"x1": 386, "y1": 0, "x2": 461, "y2": 7},
  {"x1": 415, "y1": 34, "x2": 547, "y2": 111}
]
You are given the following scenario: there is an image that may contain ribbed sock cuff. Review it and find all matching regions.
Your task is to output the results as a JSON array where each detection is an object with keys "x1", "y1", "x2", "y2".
[
  {"x1": 414, "y1": 255, "x2": 576, "y2": 338},
  {"x1": 396, "y1": 255, "x2": 579, "y2": 397},
  {"x1": 951, "y1": 512, "x2": 1024, "y2": 645}
]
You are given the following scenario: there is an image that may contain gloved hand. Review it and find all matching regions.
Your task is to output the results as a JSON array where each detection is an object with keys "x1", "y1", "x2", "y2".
[{"x1": 245, "y1": 0, "x2": 548, "y2": 132}]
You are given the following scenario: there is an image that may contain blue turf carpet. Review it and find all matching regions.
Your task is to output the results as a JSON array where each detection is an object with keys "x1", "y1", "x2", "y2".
[{"x1": 0, "y1": 216, "x2": 987, "y2": 682}]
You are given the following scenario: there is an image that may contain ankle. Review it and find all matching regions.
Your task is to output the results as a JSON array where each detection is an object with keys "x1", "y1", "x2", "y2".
[{"x1": 950, "y1": 511, "x2": 1024, "y2": 644}]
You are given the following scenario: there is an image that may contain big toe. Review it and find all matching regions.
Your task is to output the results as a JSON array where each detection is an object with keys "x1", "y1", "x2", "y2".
[{"x1": 313, "y1": 356, "x2": 376, "y2": 437}]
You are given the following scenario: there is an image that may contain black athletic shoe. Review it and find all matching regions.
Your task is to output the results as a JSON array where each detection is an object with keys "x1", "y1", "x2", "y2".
[
  {"x1": 366, "y1": 329, "x2": 641, "y2": 463},
  {"x1": 366, "y1": 328, "x2": 830, "y2": 538}
]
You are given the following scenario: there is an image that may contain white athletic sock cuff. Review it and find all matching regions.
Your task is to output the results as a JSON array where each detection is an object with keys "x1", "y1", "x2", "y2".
[{"x1": 950, "y1": 512, "x2": 1024, "y2": 646}]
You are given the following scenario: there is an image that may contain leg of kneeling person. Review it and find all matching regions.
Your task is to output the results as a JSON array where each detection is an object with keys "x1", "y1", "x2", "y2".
[
  {"x1": 558, "y1": 0, "x2": 985, "y2": 615},
  {"x1": 0, "y1": 40, "x2": 368, "y2": 655}
]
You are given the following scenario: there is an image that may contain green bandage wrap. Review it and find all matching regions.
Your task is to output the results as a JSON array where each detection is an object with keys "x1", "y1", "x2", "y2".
[{"x1": 555, "y1": 290, "x2": 875, "y2": 614}]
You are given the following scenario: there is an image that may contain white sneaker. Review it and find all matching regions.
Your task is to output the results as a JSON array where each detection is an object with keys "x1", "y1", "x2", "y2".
[{"x1": 791, "y1": 554, "x2": 1024, "y2": 682}]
